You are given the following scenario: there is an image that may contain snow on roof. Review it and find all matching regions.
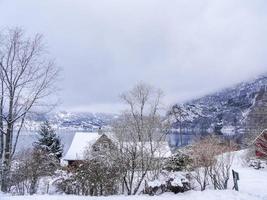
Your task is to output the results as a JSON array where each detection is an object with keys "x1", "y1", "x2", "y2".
[
  {"x1": 121, "y1": 141, "x2": 172, "y2": 158},
  {"x1": 63, "y1": 132, "x2": 111, "y2": 161},
  {"x1": 149, "y1": 142, "x2": 172, "y2": 158},
  {"x1": 64, "y1": 132, "x2": 172, "y2": 161},
  {"x1": 158, "y1": 143, "x2": 172, "y2": 158}
]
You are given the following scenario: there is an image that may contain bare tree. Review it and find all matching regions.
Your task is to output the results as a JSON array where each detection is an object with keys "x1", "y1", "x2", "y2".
[
  {"x1": 209, "y1": 150, "x2": 234, "y2": 190},
  {"x1": 189, "y1": 136, "x2": 216, "y2": 191},
  {"x1": 0, "y1": 28, "x2": 59, "y2": 192},
  {"x1": 113, "y1": 83, "x2": 170, "y2": 195},
  {"x1": 189, "y1": 136, "x2": 236, "y2": 191}
]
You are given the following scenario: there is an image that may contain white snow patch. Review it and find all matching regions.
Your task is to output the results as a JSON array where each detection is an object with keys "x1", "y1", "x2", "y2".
[{"x1": 0, "y1": 190, "x2": 265, "y2": 200}]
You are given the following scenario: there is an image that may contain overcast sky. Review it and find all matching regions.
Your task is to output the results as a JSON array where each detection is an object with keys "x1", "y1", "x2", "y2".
[{"x1": 1, "y1": 0, "x2": 267, "y2": 113}]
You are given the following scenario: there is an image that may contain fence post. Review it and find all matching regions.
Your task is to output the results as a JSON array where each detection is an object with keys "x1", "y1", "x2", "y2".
[{"x1": 232, "y1": 170, "x2": 239, "y2": 191}]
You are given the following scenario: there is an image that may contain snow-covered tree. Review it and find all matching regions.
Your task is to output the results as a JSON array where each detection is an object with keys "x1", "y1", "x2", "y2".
[
  {"x1": 25, "y1": 121, "x2": 62, "y2": 194},
  {"x1": 34, "y1": 121, "x2": 63, "y2": 161},
  {"x1": 29, "y1": 147, "x2": 59, "y2": 195}
]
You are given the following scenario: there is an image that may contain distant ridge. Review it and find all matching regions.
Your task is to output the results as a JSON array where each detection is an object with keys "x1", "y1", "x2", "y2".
[{"x1": 170, "y1": 73, "x2": 267, "y2": 136}]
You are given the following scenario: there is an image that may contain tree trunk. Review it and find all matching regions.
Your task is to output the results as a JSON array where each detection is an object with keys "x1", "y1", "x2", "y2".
[
  {"x1": 1, "y1": 94, "x2": 14, "y2": 192},
  {"x1": 0, "y1": 79, "x2": 4, "y2": 189},
  {"x1": 0, "y1": 75, "x2": 4, "y2": 154},
  {"x1": 1, "y1": 125, "x2": 13, "y2": 192},
  {"x1": 29, "y1": 176, "x2": 38, "y2": 195}
]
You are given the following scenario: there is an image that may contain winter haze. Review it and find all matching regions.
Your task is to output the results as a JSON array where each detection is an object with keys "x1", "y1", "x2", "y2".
[{"x1": 1, "y1": 0, "x2": 267, "y2": 113}]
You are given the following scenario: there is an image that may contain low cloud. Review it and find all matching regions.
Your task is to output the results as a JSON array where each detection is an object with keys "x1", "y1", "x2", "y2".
[{"x1": 1, "y1": 0, "x2": 267, "y2": 113}]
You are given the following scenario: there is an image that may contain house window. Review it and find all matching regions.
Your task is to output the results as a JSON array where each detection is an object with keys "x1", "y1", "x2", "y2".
[{"x1": 93, "y1": 146, "x2": 100, "y2": 152}]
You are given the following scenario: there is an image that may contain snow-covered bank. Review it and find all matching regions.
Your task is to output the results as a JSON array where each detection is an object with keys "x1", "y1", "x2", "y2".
[
  {"x1": 2, "y1": 166, "x2": 267, "y2": 200},
  {"x1": 1, "y1": 150, "x2": 267, "y2": 200}
]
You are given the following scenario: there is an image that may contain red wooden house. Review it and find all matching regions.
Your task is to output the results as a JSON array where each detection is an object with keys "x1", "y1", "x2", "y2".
[{"x1": 253, "y1": 129, "x2": 267, "y2": 158}]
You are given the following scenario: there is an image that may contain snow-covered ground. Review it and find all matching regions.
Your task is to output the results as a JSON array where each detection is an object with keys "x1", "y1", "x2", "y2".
[
  {"x1": 0, "y1": 190, "x2": 265, "y2": 200},
  {"x1": 1, "y1": 150, "x2": 267, "y2": 200}
]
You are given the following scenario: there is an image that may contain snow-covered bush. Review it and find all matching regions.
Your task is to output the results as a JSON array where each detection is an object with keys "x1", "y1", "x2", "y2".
[
  {"x1": 143, "y1": 171, "x2": 191, "y2": 195},
  {"x1": 54, "y1": 159, "x2": 122, "y2": 196},
  {"x1": 53, "y1": 170, "x2": 78, "y2": 195},
  {"x1": 248, "y1": 159, "x2": 267, "y2": 169},
  {"x1": 9, "y1": 148, "x2": 59, "y2": 195},
  {"x1": 76, "y1": 159, "x2": 121, "y2": 196},
  {"x1": 164, "y1": 151, "x2": 192, "y2": 172},
  {"x1": 55, "y1": 138, "x2": 122, "y2": 196}
]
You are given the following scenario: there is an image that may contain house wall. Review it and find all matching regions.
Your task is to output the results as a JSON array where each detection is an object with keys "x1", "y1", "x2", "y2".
[
  {"x1": 255, "y1": 131, "x2": 267, "y2": 158},
  {"x1": 91, "y1": 134, "x2": 116, "y2": 153}
]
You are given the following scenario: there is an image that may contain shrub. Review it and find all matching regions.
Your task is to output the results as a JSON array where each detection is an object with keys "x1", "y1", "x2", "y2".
[{"x1": 164, "y1": 151, "x2": 192, "y2": 172}]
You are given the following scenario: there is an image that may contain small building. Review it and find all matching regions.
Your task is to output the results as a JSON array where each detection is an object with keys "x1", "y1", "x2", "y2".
[
  {"x1": 63, "y1": 131, "x2": 172, "y2": 168},
  {"x1": 253, "y1": 129, "x2": 267, "y2": 158},
  {"x1": 63, "y1": 131, "x2": 116, "y2": 166}
]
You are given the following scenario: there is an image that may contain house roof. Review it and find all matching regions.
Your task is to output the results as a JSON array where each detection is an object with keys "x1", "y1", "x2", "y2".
[
  {"x1": 120, "y1": 141, "x2": 172, "y2": 158},
  {"x1": 150, "y1": 142, "x2": 172, "y2": 158},
  {"x1": 63, "y1": 132, "x2": 172, "y2": 161},
  {"x1": 63, "y1": 132, "x2": 114, "y2": 161}
]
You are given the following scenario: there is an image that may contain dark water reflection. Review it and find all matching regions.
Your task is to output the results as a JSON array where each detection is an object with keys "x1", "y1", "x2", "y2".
[{"x1": 168, "y1": 130, "x2": 210, "y2": 147}]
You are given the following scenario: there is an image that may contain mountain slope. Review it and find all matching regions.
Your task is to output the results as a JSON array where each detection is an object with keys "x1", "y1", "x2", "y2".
[
  {"x1": 24, "y1": 111, "x2": 118, "y2": 131},
  {"x1": 170, "y1": 74, "x2": 267, "y2": 137}
]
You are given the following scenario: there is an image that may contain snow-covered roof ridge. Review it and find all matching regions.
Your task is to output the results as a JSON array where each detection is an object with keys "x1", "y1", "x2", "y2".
[
  {"x1": 63, "y1": 132, "x2": 115, "y2": 161},
  {"x1": 121, "y1": 141, "x2": 172, "y2": 158}
]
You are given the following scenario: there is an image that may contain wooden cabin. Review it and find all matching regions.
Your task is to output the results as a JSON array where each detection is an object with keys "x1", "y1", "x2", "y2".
[{"x1": 63, "y1": 131, "x2": 116, "y2": 167}]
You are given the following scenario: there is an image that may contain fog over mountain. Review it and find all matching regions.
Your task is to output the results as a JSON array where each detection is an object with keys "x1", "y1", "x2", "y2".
[{"x1": 1, "y1": 0, "x2": 267, "y2": 113}]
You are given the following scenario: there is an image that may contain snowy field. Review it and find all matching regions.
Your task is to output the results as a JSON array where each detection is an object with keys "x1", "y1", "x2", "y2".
[
  {"x1": 0, "y1": 190, "x2": 265, "y2": 200},
  {"x1": 1, "y1": 150, "x2": 267, "y2": 200}
]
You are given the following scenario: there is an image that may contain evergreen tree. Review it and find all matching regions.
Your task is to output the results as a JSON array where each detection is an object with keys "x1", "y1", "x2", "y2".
[{"x1": 34, "y1": 121, "x2": 63, "y2": 161}]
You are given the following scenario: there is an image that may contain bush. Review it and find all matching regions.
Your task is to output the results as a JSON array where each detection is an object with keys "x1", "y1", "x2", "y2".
[
  {"x1": 54, "y1": 159, "x2": 121, "y2": 196},
  {"x1": 143, "y1": 171, "x2": 191, "y2": 195},
  {"x1": 248, "y1": 159, "x2": 267, "y2": 169},
  {"x1": 9, "y1": 148, "x2": 59, "y2": 195},
  {"x1": 164, "y1": 151, "x2": 192, "y2": 172},
  {"x1": 189, "y1": 135, "x2": 236, "y2": 191}
]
